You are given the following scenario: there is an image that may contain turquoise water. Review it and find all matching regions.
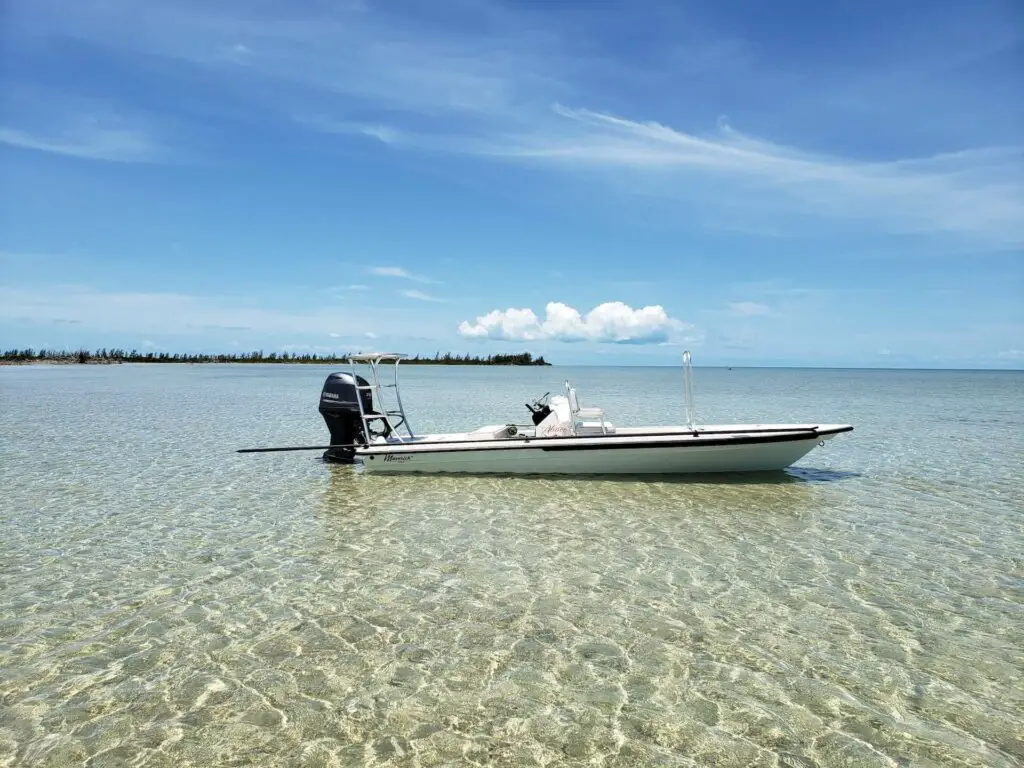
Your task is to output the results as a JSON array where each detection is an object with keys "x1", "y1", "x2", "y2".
[{"x1": 1, "y1": 364, "x2": 1022, "y2": 766}]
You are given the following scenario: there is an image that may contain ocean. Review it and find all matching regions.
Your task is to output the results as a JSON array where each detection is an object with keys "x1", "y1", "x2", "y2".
[{"x1": 1, "y1": 363, "x2": 1021, "y2": 766}]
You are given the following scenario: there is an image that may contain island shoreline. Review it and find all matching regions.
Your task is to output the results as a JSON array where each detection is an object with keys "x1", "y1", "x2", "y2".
[{"x1": 1, "y1": 350, "x2": 552, "y2": 366}]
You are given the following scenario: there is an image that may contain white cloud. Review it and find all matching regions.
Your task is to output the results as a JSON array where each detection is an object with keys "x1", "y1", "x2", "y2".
[
  {"x1": 307, "y1": 105, "x2": 1018, "y2": 249},
  {"x1": 365, "y1": 331, "x2": 378, "y2": 339},
  {"x1": 458, "y1": 301, "x2": 696, "y2": 345},
  {"x1": 296, "y1": 116, "x2": 402, "y2": 145},
  {"x1": 370, "y1": 266, "x2": 438, "y2": 284},
  {"x1": 484, "y1": 108, "x2": 1023, "y2": 244},
  {"x1": 728, "y1": 301, "x2": 772, "y2": 317},
  {"x1": 0, "y1": 120, "x2": 168, "y2": 163},
  {"x1": 328, "y1": 332, "x2": 341, "y2": 338},
  {"x1": 372, "y1": 266, "x2": 414, "y2": 278},
  {"x1": 343, "y1": 284, "x2": 369, "y2": 291},
  {"x1": 357, "y1": 125, "x2": 401, "y2": 145},
  {"x1": 401, "y1": 289, "x2": 443, "y2": 302},
  {"x1": 997, "y1": 349, "x2": 1024, "y2": 359},
  {"x1": 9, "y1": 0, "x2": 1022, "y2": 244},
  {"x1": 12, "y1": 0, "x2": 528, "y2": 120},
  {"x1": 216, "y1": 43, "x2": 252, "y2": 64}
]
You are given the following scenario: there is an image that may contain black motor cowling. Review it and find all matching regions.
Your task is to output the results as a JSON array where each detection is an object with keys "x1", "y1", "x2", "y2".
[{"x1": 318, "y1": 372, "x2": 372, "y2": 463}]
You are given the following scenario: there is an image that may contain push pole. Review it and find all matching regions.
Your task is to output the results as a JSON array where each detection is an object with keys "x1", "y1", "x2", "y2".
[{"x1": 682, "y1": 350, "x2": 695, "y2": 430}]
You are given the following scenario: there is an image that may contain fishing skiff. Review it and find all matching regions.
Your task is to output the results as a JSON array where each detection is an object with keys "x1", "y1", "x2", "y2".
[{"x1": 264, "y1": 352, "x2": 854, "y2": 475}]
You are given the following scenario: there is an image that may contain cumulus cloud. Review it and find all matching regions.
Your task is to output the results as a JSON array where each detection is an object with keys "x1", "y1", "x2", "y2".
[{"x1": 458, "y1": 301, "x2": 694, "y2": 344}]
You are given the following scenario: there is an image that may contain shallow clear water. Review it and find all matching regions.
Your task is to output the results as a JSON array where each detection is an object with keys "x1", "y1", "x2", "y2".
[{"x1": 1, "y1": 364, "x2": 1021, "y2": 767}]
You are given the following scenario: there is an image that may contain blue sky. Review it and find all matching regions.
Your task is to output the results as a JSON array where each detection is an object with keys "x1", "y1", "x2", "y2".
[{"x1": 1, "y1": 0, "x2": 1021, "y2": 367}]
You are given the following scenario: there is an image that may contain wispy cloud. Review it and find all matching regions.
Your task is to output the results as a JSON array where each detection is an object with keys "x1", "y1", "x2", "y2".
[
  {"x1": 0, "y1": 284, "x2": 372, "y2": 336},
  {"x1": 474, "y1": 108, "x2": 1024, "y2": 244},
  {"x1": 352, "y1": 125, "x2": 401, "y2": 145},
  {"x1": 11, "y1": 0, "x2": 540, "y2": 120},
  {"x1": 728, "y1": 301, "x2": 772, "y2": 317},
  {"x1": 216, "y1": 42, "x2": 253, "y2": 64},
  {"x1": 401, "y1": 289, "x2": 443, "y2": 302},
  {"x1": 0, "y1": 120, "x2": 169, "y2": 163},
  {"x1": 371, "y1": 266, "x2": 439, "y2": 284},
  {"x1": 9, "y1": 0, "x2": 1022, "y2": 244},
  {"x1": 295, "y1": 116, "x2": 402, "y2": 145},
  {"x1": 458, "y1": 301, "x2": 698, "y2": 345},
  {"x1": 371, "y1": 266, "x2": 414, "y2": 279}
]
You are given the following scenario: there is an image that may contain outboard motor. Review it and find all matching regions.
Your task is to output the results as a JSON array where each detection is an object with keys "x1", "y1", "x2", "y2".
[{"x1": 318, "y1": 372, "x2": 372, "y2": 463}]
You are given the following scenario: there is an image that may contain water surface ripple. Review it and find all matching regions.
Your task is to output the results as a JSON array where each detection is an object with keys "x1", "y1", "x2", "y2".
[{"x1": 1, "y1": 365, "x2": 1021, "y2": 766}]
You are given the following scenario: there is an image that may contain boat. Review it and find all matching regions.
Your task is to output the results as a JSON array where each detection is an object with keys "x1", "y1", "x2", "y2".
[{"x1": 311, "y1": 352, "x2": 852, "y2": 475}]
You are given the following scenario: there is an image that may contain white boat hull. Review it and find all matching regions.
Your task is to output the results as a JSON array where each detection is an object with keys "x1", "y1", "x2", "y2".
[
  {"x1": 249, "y1": 353, "x2": 855, "y2": 477},
  {"x1": 355, "y1": 425, "x2": 850, "y2": 475}
]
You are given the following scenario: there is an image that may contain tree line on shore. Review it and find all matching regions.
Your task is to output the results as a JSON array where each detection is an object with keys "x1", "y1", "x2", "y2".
[{"x1": 1, "y1": 348, "x2": 550, "y2": 366}]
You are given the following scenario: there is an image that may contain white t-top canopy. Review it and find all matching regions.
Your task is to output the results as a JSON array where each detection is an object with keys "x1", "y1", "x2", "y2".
[{"x1": 347, "y1": 353, "x2": 408, "y2": 363}]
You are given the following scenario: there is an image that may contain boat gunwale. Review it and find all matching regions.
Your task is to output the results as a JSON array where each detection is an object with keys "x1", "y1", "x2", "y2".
[{"x1": 356, "y1": 425, "x2": 852, "y2": 456}]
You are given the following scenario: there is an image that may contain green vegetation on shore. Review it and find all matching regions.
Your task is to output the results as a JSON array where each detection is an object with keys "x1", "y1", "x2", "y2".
[{"x1": 1, "y1": 348, "x2": 551, "y2": 366}]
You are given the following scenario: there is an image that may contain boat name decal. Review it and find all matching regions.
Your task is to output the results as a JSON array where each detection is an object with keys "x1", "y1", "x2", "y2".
[{"x1": 384, "y1": 453, "x2": 412, "y2": 463}]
